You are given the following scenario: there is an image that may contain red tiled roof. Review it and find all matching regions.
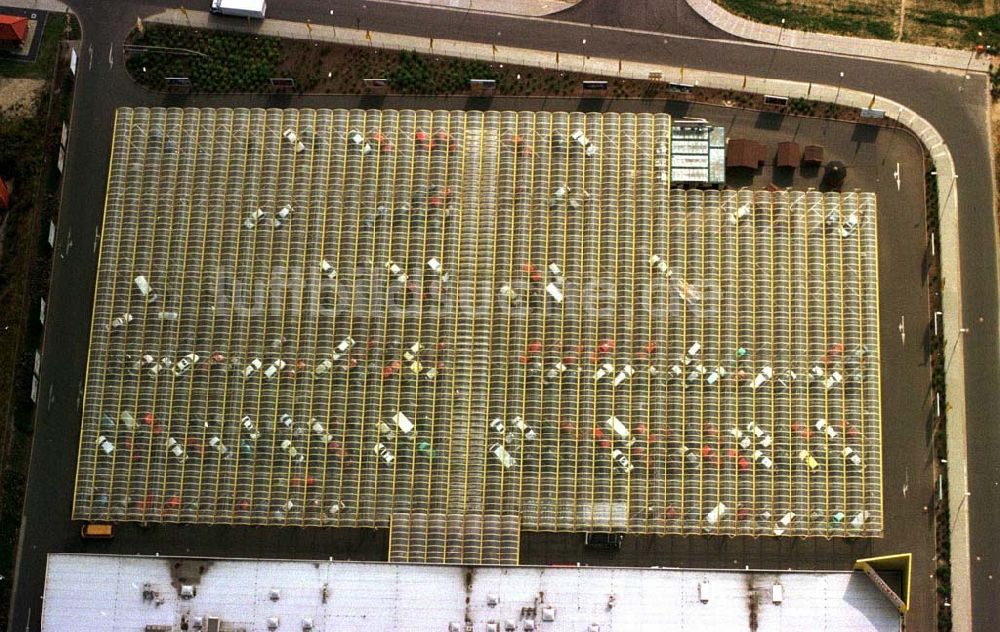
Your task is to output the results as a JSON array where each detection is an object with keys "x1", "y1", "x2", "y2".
[{"x1": 0, "y1": 15, "x2": 29, "y2": 43}]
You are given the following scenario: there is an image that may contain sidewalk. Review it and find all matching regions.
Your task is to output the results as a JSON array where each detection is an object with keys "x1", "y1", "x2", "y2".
[
  {"x1": 142, "y1": 9, "x2": 971, "y2": 631},
  {"x1": 686, "y1": 0, "x2": 990, "y2": 73},
  {"x1": 369, "y1": 0, "x2": 579, "y2": 18}
]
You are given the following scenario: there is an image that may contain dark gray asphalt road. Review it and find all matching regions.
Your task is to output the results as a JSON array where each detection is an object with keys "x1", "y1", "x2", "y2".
[{"x1": 6, "y1": 1, "x2": 997, "y2": 631}]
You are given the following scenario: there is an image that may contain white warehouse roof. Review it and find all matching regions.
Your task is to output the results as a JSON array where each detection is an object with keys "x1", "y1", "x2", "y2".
[{"x1": 42, "y1": 554, "x2": 899, "y2": 631}]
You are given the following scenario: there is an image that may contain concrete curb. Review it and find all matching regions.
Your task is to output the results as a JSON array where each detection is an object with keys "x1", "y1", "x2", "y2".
[
  {"x1": 686, "y1": 0, "x2": 990, "y2": 74},
  {"x1": 361, "y1": 0, "x2": 581, "y2": 18},
  {"x1": 143, "y1": 11, "x2": 974, "y2": 628}
]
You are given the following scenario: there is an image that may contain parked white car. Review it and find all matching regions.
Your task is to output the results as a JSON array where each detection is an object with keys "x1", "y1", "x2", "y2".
[
  {"x1": 167, "y1": 437, "x2": 187, "y2": 460},
  {"x1": 824, "y1": 371, "x2": 844, "y2": 390},
  {"x1": 332, "y1": 336, "x2": 356, "y2": 361},
  {"x1": 705, "y1": 365, "x2": 726, "y2": 385},
  {"x1": 489, "y1": 417, "x2": 506, "y2": 435},
  {"x1": 843, "y1": 446, "x2": 862, "y2": 466},
  {"x1": 373, "y1": 442, "x2": 395, "y2": 464},
  {"x1": 613, "y1": 364, "x2": 635, "y2": 388},
  {"x1": 311, "y1": 419, "x2": 334, "y2": 443},
  {"x1": 134, "y1": 275, "x2": 159, "y2": 302},
  {"x1": 320, "y1": 259, "x2": 338, "y2": 279},
  {"x1": 244, "y1": 208, "x2": 266, "y2": 229},
  {"x1": 172, "y1": 353, "x2": 200, "y2": 377},
  {"x1": 773, "y1": 511, "x2": 796, "y2": 536},
  {"x1": 386, "y1": 260, "x2": 408, "y2": 283},
  {"x1": 798, "y1": 450, "x2": 819, "y2": 470},
  {"x1": 705, "y1": 502, "x2": 726, "y2": 525},
  {"x1": 403, "y1": 342, "x2": 422, "y2": 362},
  {"x1": 594, "y1": 362, "x2": 614, "y2": 382},
  {"x1": 751, "y1": 366, "x2": 773, "y2": 389},
  {"x1": 378, "y1": 412, "x2": 415, "y2": 440},
  {"x1": 281, "y1": 439, "x2": 304, "y2": 461},
  {"x1": 244, "y1": 357, "x2": 263, "y2": 378},
  {"x1": 314, "y1": 358, "x2": 333, "y2": 377},
  {"x1": 348, "y1": 130, "x2": 372, "y2": 154},
  {"x1": 727, "y1": 203, "x2": 751, "y2": 225},
  {"x1": 753, "y1": 449, "x2": 773, "y2": 469},
  {"x1": 545, "y1": 282, "x2": 564, "y2": 303},
  {"x1": 511, "y1": 416, "x2": 537, "y2": 440},
  {"x1": 109, "y1": 313, "x2": 133, "y2": 330},
  {"x1": 208, "y1": 436, "x2": 227, "y2": 454},
  {"x1": 273, "y1": 204, "x2": 292, "y2": 228},
  {"x1": 815, "y1": 418, "x2": 838, "y2": 438},
  {"x1": 97, "y1": 435, "x2": 115, "y2": 454},
  {"x1": 650, "y1": 254, "x2": 669, "y2": 274},
  {"x1": 601, "y1": 416, "x2": 634, "y2": 446},
  {"x1": 264, "y1": 359, "x2": 287, "y2": 379},
  {"x1": 570, "y1": 129, "x2": 597, "y2": 156},
  {"x1": 611, "y1": 449, "x2": 634, "y2": 473},
  {"x1": 490, "y1": 443, "x2": 515, "y2": 469},
  {"x1": 282, "y1": 128, "x2": 306, "y2": 152},
  {"x1": 241, "y1": 415, "x2": 260, "y2": 440}
]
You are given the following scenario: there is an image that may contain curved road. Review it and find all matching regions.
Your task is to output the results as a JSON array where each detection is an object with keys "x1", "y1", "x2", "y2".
[{"x1": 8, "y1": 0, "x2": 998, "y2": 630}]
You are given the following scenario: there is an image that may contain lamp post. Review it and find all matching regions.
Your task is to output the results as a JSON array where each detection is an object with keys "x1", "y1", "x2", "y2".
[{"x1": 833, "y1": 71, "x2": 844, "y2": 107}]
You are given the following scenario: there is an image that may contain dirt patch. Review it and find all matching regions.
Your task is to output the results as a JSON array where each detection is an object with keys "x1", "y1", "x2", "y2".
[{"x1": 0, "y1": 78, "x2": 45, "y2": 118}]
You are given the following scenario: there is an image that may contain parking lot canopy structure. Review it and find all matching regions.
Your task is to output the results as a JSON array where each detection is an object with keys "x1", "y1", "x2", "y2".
[{"x1": 76, "y1": 108, "x2": 882, "y2": 561}]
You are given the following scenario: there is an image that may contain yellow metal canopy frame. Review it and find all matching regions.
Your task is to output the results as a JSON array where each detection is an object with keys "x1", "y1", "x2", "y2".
[{"x1": 74, "y1": 108, "x2": 882, "y2": 563}]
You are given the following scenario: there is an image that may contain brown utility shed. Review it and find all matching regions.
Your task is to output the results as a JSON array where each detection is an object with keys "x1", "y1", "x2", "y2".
[
  {"x1": 776, "y1": 142, "x2": 801, "y2": 169},
  {"x1": 726, "y1": 139, "x2": 766, "y2": 170},
  {"x1": 803, "y1": 145, "x2": 824, "y2": 166}
]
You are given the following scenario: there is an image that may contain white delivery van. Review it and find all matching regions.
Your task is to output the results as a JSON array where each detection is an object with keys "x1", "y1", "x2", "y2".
[{"x1": 210, "y1": 0, "x2": 266, "y2": 18}]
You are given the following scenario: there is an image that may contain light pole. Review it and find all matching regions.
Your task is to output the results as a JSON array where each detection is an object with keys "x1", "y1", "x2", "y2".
[
  {"x1": 934, "y1": 310, "x2": 942, "y2": 336},
  {"x1": 951, "y1": 491, "x2": 971, "y2": 532},
  {"x1": 777, "y1": 18, "x2": 786, "y2": 46},
  {"x1": 833, "y1": 71, "x2": 844, "y2": 107}
]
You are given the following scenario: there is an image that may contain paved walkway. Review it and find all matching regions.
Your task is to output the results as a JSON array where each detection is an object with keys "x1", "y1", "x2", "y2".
[
  {"x1": 368, "y1": 0, "x2": 579, "y2": 17},
  {"x1": 2, "y1": 0, "x2": 68, "y2": 10},
  {"x1": 686, "y1": 0, "x2": 990, "y2": 73}
]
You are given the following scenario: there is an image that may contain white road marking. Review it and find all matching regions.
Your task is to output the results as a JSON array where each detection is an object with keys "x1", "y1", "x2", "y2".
[
  {"x1": 88, "y1": 43, "x2": 93, "y2": 70},
  {"x1": 893, "y1": 162, "x2": 901, "y2": 191},
  {"x1": 899, "y1": 315, "x2": 905, "y2": 345},
  {"x1": 93, "y1": 230, "x2": 100, "y2": 253},
  {"x1": 108, "y1": 43, "x2": 113, "y2": 69}
]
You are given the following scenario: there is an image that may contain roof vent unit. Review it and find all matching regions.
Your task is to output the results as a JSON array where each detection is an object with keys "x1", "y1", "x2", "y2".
[
  {"x1": 698, "y1": 581, "x2": 711, "y2": 603},
  {"x1": 523, "y1": 621, "x2": 536, "y2": 631},
  {"x1": 589, "y1": 625, "x2": 601, "y2": 632},
  {"x1": 504, "y1": 620, "x2": 516, "y2": 631},
  {"x1": 301, "y1": 618, "x2": 314, "y2": 630},
  {"x1": 270, "y1": 588, "x2": 281, "y2": 601},
  {"x1": 487, "y1": 593, "x2": 499, "y2": 607},
  {"x1": 206, "y1": 618, "x2": 221, "y2": 632},
  {"x1": 267, "y1": 616, "x2": 280, "y2": 630},
  {"x1": 448, "y1": 624, "x2": 462, "y2": 632},
  {"x1": 191, "y1": 616, "x2": 204, "y2": 629},
  {"x1": 772, "y1": 583, "x2": 784, "y2": 604},
  {"x1": 486, "y1": 622, "x2": 500, "y2": 632},
  {"x1": 180, "y1": 584, "x2": 196, "y2": 599},
  {"x1": 541, "y1": 606, "x2": 556, "y2": 622}
]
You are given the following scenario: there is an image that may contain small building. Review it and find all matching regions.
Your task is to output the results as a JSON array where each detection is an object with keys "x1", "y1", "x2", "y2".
[
  {"x1": 803, "y1": 145, "x2": 824, "y2": 167},
  {"x1": 0, "y1": 14, "x2": 29, "y2": 46},
  {"x1": 670, "y1": 120, "x2": 726, "y2": 186},
  {"x1": 776, "y1": 141, "x2": 801, "y2": 169},
  {"x1": 725, "y1": 138, "x2": 766, "y2": 170}
]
